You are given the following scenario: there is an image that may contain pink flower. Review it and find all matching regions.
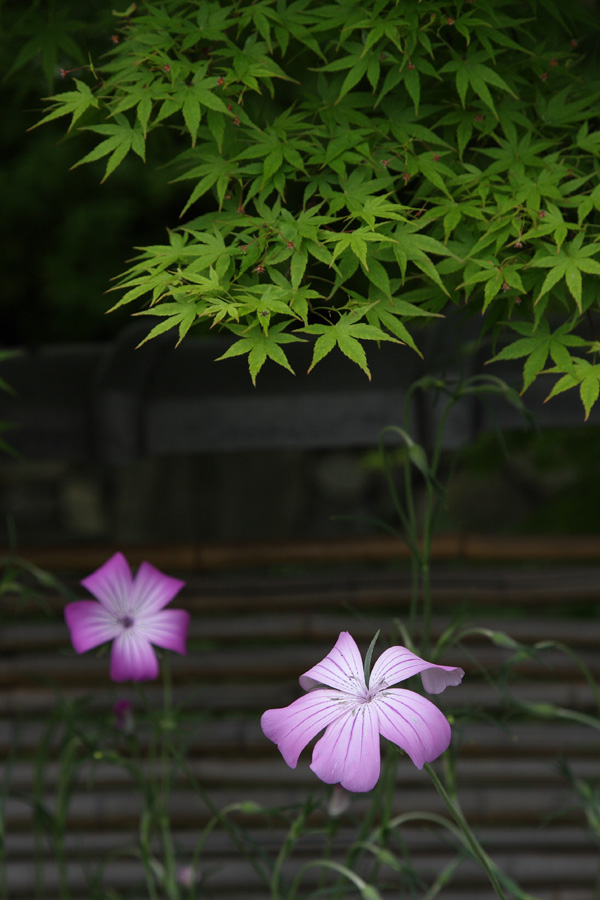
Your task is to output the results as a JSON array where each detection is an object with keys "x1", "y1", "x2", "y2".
[
  {"x1": 64, "y1": 552, "x2": 189, "y2": 682},
  {"x1": 261, "y1": 632, "x2": 464, "y2": 793}
]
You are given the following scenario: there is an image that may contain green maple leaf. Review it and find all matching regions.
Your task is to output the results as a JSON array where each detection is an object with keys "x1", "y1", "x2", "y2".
[
  {"x1": 357, "y1": 195, "x2": 408, "y2": 228},
  {"x1": 323, "y1": 227, "x2": 390, "y2": 270},
  {"x1": 365, "y1": 295, "x2": 441, "y2": 356},
  {"x1": 312, "y1": 48, "x2": 368, "y2": 103},
  {"x1": 32, "y1": 79, "x2": 99, "y2": 132},
  {"x1": 71, "y1": 113, "x2": 145, "y2": 181},
  {"x1": 197, "y1": 296, "x2": 242, "y2": 326},
  {"x1": 134, "y1": 301, "x2": 198, "y2": 347},
  {"x1": 300, "y1": 312, "x2": 399, "y2": 378},
  {"x1": 216, "y1": 320, "x2": 302, "y2": 384},
  {"x1": 529, "y1": 234, "x2": 600, "y2": 312},
  {"x1": 236, "y1": 284, "x2": 301, "y2": 334},
  {"x1": 461, "y1": 260, "x2": 524, "y2": 311},
  {"x1": 234, "y1": 127, "x2": 286, "y2": 188},
  {"x1": 487, "y1": 320, "x2": 588, "y2": 393},
  {"x1": 8, "y1": 9, "x2": 87, "y2": 88},
  {"x1": 109, "y1": 82, "x2": 168, "y2": 138},
  {"x1": 545, "y1": 358, "x2": 600, "y2": 420},
  {"x1": 152, "y1": 77, "x2": 229, "y2": 145},
  {"x1": 107, "y1": 272, "x2": 174, "y2": 312},
  {"x1": 392, "y1": 225, "x2": 453, "y2": 296},
  {"x1": 440, "y1": 48, "x2": 517, "y2": 118}
]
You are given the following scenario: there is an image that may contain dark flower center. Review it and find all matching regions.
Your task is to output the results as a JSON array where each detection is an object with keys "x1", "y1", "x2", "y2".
[{"x1": 119, "y1": 615, "x2": 134, "y2": 629}]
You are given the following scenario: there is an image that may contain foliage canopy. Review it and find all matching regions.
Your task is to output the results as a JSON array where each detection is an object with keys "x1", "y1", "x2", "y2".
[{"x1": 16, "y1": 0, "x2": 600, "y2": 414}]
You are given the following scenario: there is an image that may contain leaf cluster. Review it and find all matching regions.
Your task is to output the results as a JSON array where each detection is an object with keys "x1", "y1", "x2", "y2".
[{"x1": 30, "y1": 0, "x2": 600, "y2": 411}]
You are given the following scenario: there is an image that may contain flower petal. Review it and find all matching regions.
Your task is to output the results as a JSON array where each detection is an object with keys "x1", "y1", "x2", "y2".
[
  {"x1": 110, "y1": 630, "x2": 159, "y2": 682},
  {"x1": 311, "y1": 701, "x2": 381, "y2": 792},
  {"x1": 129, "y1": 561, "x2": 186, "y2": 615},
  {"x1": 370, "y1": 646, "x2": 464, "y2": 695},
  {"x1": 373, "y1": 688, "x2": 451, "y2": 769},
  {"x1": 261, "y1": 689, "x2": 347, "y2": 768},
  {"x1": 299, "y1": 632, "x2": 366, "y2": 694},
  {"x1": 64, "y1": 600, "x2": 120, "y2": 654},
  {"x1": 136, "y1": 609, "x2": 190, "y2": 655},
  {"x1": 80, "y1": 552, "x2": 133, "y2": 615},
  {"x1": 421, "y1": 665, "x2": 465, "y2": 695}
]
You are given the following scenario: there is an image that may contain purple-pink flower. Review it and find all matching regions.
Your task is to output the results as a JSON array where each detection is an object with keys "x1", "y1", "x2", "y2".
[
  {"x1": 64, "y1": 552, "x2": 189, "y2": 682},
  {"x1": 261, "y1": 631, "x2": 464, "y2": 793}
]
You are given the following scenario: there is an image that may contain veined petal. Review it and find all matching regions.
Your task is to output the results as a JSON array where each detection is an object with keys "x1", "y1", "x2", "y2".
[
  {"x1": 136, "y1": 609, "x2": 190, "y2": 655},
  {"x1": 64, "y1": 600, "x2": 120, "y2": 654},
  {"x1": 421, "y1": 665, "x2": 464, "y2": 695},
  {"x1": 110, "y1": 630, "x2": 159, "y2": 682},
  {"x1": 373, "y1": 688, "x2": 451, "y2": 769},
  {"x1": 261, "y1": 689, "x2": 347, "y2": 768},
  {"x1": 370, "y1": 646, "x2": 464, "y2": 695},
  {"x1": 129, "y1": 561, "x2": 186, "y2": 615},
  {"x1": 80, "y1": 552, "x2": 133, "y2": 615},
  {"x1": 299, "y1": 632, "x2": 366, "y2": 694},
  {"x1": 311, "y1": 701, "x2": 381, "y2": 792}
]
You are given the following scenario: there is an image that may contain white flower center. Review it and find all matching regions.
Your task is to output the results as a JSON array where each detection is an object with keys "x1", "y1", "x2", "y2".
[{"x1": 362, "y1": 679, "x2": 387, "y2": 703}]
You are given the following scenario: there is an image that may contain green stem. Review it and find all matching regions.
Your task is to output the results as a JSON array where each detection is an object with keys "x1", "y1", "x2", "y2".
[
  {"x1": 317, "y1": 820, "x2": 337, "y2": 896},
  {"x1": 379, "y1": 432, "x2": 414, "y2": 546},
  {"x1": 55, "y1": 835, "x2": 70, "y2": 900},
  {"x1": 419, "y1": 484, "x2": 434, "y2": 657},
  {"x1": 425, "y1": 763, "x2": 508, "y2": 900},
  {"x1": 160, "y1": 812, "x2": 179, "y2": 900},
  {"x1": 289, "y1": 859, "x2": 380, "y2": 900},
  {"x1": 417, "y1": 387, "x2": 456, "y2": 655},
  {"x1": 162, "y1": 654, "x2": 173, "y2": 721},
  {"x1": 343, "y1": 745, "x2": 396, "y2": 878},
  {"x1": 139, "y1": 813, "x2": 160, "y2": 900},
  {"x1": 271, "y1": 815, "x2": 300, "y2": 900},
  {"x1": 402, "y1": 435, "x2": 418, "y2": 547},
  {"x1": 365, "y1": 748, "x2": 399, "y2": 886},
  {"x1": 379, "y1": 427, "x2": 422, "y2": 639},
  {"x1": 409, "y1": 553, "x2": 421, "y2": 640},
  {"x1": 159, "y1": 656, "x2": 179, "y2": 900},
  {"x1": 136, "y1": 660, "x2": 181, "y2": 900}
]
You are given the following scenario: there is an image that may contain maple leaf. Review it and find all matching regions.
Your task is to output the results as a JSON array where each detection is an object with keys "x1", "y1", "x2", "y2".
[
  {"x1": 71, "y1": 113, "x2": 145, "y2": 181},
  {"x1": 364, "y1": 295, "x2": 441, "y2": 357},
  {"x1": 300, "y1": 311, "x2": 399, "y2": 379},
  {"x1": 487, "y1": 320, "x2": 588, "y2": 393},
  {"x1": 134, "y1": 301, "x2": 198, "y2": 347},
  {"x1": 528, "y1": 233, "x2": 600, "y2": 312},
  {"x1": 216, "y1": 320, "x2": 303, "y2": 384},
  {"x1": 545, "y1": 358, "x2": 600, "y2": 420},
  {"x1": 31, "y1": 79, "x2": 99, "y2": 132}
]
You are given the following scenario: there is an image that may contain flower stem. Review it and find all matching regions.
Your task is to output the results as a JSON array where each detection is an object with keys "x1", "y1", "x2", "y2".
[
  {"x1": 342, "y1": 745, "x2": 397, "y2": 884},
  {"x1": 159, "y1": 656, "x2": 179, "y2": 900},
  {"x1": 425, "y1": 763, "x2": 508, "y2": 900},
  {"x1": 271, "y1": 802, "x2": 311, "y2": 900}
]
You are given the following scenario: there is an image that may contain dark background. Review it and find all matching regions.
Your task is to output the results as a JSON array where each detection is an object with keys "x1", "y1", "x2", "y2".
[{"x1": 1, "y1": 1, "x2": 600, "y2": 550}]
